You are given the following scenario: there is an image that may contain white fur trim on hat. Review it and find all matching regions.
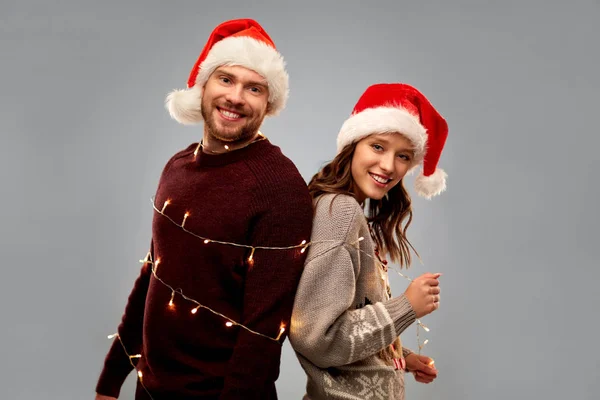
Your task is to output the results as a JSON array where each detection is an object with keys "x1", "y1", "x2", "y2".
[
  {"x1": 165, "y1": 36, "x2": 289, "y2": 125},
  {"x1": 415, "y1": 168, "x2": 447, "y2": 199},
  {"x1": 337, "y1": 107, "x2": 428, "y2": 164}
]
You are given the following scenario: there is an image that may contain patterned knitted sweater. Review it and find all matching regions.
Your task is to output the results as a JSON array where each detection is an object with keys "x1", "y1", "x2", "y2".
[{"x1": 289, "y1": 193, "x2": 416, "y2": 400}]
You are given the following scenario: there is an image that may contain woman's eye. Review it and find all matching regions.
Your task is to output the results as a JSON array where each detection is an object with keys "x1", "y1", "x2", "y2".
[{"x1": 372, "y1": 144, "x2": 383, "y2": 151}]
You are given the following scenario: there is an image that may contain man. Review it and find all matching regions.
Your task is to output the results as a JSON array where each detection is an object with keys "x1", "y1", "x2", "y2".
[{"x1": 95, "y1": 19, "x2": 313, "y2": 400}]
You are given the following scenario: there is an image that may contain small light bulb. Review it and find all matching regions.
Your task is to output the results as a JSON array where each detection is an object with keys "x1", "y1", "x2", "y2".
[
  {"x1": 139, "y1": 251, "x2": 151, "y2": 264},
  {"x1": 161, "y1": 200, "x2": 171, "y2": 213},
  {"x1": 107, "y1": 333, "x2": 118, "y2": 339},
  {"x1": 168, "y1": 291, "x2": 175, "y2": 308},
  {"x1": 182, "y1": 212, "x2": 190, "y2": 227},
  {"x1": 224, "y1": 145, "x2": 230, "y2": 150},
  {"x1": 191, "y1": 306, "x2": 200, "y2": 314},
  {"x1": 204, "y1": 239, "x2": 210, "y2": 244},
  {"x1": 301, "y1": 240, "x2": 307, "y2": 245},
  {"x1": 137, "y1": 371, "x2": 143, "y2": 378},
  {"x1": 194, "y1": 143, "x2": 201, "y2": 157},
  {"x1": 226, "y1": 321, "x2": 233, "y2": 327},
  {"x1": 276, "y1": 324, "x2": 286, "y2": 340},
  {"x1": 423, "y1": 339, "x2": 429, "y2": 346},
  {"x1": 248, "y1": 247, "x2": 256, "y2": 263}
]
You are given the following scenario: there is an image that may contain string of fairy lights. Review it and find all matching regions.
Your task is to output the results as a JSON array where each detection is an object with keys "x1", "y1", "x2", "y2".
[
  {"x1": 105, "y1": 138, "x2": 435, "y2": 397},
  {"x1": 347, "y1": 239, "x2": 432, "y2": 356},
  {"x1": 388, "y1": 264, "x2": 431, "y2": 355},
  {"x1": 154, "y1": 197, "x2": 312, "y2": 261}
]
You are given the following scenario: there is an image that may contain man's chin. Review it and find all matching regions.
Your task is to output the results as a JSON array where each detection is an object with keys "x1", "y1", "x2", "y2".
[
  {"x1": 205, "y1": 115, "x2": 260, "y2": 143},
  {"x1": 209, "y1": 130, "x2": 247, "y2": 143}
]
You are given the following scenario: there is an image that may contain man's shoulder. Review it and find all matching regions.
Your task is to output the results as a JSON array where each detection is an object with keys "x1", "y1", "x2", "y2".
[
  {"x1": 256, "y1": 141, "x2": 299, "y2": 168},
  {"x1": 171, "y1": 142, "x2": 198, "y2": 162},
  {"x1": 160, "y1": 142, "x2": 197, "y2": 172},
  {"x1": 246, "y1": 141, "x2": 307, "y2": 185}
]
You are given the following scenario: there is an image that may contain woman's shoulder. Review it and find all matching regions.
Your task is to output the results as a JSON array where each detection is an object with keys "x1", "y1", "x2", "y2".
[
  {"x1": 311, "y1": 193, "x2": 366, "y2": 242},
  {"x1": 313, "y1": 192, "x2": 361, "y2": 211}
]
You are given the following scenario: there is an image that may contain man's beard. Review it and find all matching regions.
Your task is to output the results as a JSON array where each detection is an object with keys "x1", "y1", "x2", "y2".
[{"x1": 201, "y1": 100, "x2": 263, "y2": 143}]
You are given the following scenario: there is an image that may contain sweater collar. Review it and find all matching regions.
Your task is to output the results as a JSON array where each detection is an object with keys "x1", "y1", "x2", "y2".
[{"x1": 194, "y1": 137, "x2": 272, "y2": 168}]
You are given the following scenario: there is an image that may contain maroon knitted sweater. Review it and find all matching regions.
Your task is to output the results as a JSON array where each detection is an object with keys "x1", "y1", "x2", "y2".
[{"x1": 95, "y1": 139, "x2": 313, "y2": 399}]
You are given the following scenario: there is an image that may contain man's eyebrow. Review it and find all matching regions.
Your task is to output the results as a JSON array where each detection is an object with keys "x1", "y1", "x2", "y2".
[
  {"x1": 247, "y1": 80, "x2": 268, "y2": 88},
  {"x1": 214, "y1": 68, "x2": 268, "y2": 88}
]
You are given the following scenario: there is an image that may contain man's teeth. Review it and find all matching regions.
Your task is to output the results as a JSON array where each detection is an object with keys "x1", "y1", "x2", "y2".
[
  {"x1": 220, "y1": 109, "x2": 241, "y2": 119},
  {"x1": 370, "y1": 173, "x2": 390, "y2": 184}
]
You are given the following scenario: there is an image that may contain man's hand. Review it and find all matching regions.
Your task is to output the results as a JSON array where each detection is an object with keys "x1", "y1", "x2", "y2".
[
  {"x1": 405, "y1": 353, "x2": 438, "y2": 384},
  {"x1": 95, "y1": 394, "x2": 117, "y2": 400}
]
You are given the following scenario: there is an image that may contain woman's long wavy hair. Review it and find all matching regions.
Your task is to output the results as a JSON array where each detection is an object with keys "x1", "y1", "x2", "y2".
[{"x1": 308, "y1": 142, "x2": 419, "y2": 268}]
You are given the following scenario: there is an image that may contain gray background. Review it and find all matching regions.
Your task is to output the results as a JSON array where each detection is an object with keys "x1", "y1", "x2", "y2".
[{"x1": 1, "y1": 0, "x2": 598, "y2": 399}]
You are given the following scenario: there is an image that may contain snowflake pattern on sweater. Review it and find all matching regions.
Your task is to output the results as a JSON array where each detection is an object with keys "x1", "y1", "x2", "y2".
[
  {"x1": 322, "y1": 365, "x2": 404, "y2": 400},
  {"x1": 356, "y1": 373, "x2": 387, "y2": 399}
]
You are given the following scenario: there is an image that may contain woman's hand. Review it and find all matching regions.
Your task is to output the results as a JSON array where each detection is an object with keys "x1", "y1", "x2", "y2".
[{"x1": 403, "y1": 272, "x2": 441, "y2": 318}]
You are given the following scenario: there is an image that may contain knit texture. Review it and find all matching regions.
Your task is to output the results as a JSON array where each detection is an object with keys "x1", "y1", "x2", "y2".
[
  {"x1": 95, "y1": 139, "x2": 313, "y2": 400},
  {"x1": 289, "y1": 193, "x2": 416, "y2": 400}
]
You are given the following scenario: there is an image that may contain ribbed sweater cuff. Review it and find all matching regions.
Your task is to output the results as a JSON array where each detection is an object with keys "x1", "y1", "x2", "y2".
[
  {"x1": 95, "y1": 352, "x2": 133, "y2": 398},
  {"x1": 95, "y1": 364, "x2": 131, "y2": 398},
  {"x1": 383, "y1": 294, "x2": 416, "y2": 336}
]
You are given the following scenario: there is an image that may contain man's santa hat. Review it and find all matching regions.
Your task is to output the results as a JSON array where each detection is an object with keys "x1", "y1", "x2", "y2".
[
  {"x1": 337, "y1": 83, "x2": 449, "y2": 199},
  {"x1": 165, "y1": 19, "x2": 289, "y2": 125}
]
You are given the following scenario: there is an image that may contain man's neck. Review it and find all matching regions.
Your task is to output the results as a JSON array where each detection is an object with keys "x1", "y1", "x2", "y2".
[{"x1": 201, "y1": 129, "x2": 261, "y2": 154}]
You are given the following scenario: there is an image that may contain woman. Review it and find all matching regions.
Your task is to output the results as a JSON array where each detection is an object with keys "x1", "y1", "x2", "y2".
[{"x1": 289, "y1": 83, "x2": 449, "y2": 399}]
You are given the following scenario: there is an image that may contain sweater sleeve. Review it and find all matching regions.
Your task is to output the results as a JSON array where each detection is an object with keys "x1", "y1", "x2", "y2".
[
  {"x1": 95, "y1": 243, "x2": 153, "y2": 398},
  {"x1": 289, "y1": 244, "x2": 415, "y2": 368},
  {"x1": 219, "y1": 175, "x2": 313, "y2": 399}
]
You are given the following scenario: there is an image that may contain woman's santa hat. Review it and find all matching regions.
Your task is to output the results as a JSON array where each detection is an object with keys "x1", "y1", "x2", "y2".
[
  {"x1": 165, "y1": 19, "x2": 289, "y2": 125},
  {"x1": 337, "y1": 83, "x2": 449, "y2": 199}
]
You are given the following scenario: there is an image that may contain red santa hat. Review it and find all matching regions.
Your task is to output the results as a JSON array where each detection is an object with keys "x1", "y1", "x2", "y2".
[
  {"x1": 337, "y1": 83, "x2": 449, "y2": 199},
  {"x1": 165, "y1": 19, "x2": 289, "y2": 125}
]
